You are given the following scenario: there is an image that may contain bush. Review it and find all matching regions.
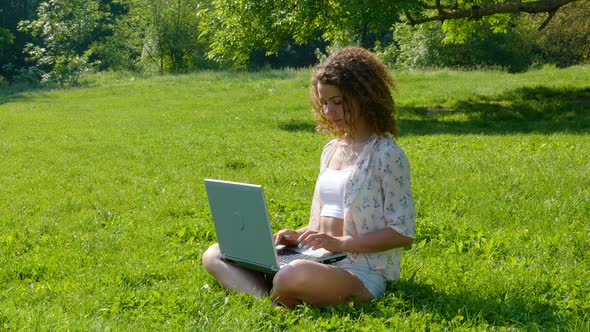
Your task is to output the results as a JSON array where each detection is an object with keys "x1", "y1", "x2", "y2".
[
  {"x1": 377, "y1": 2, "x2": 589, "y2": 72},
  {"x1": 515, "y1": 1, "x2": 590, "y2": 67},
  {"x1": 379, "y1": 21, "x2": 535, "y2": 72}
]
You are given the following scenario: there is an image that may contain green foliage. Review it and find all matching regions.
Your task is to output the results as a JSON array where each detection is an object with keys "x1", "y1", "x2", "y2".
[
  {"x1": 0, "y1": 25, "x2": 15, "y2": 81},
  {"x1": 0, "y1": 66, "x2": 589, "y2": 329},
  {"x1": 380, "y1": 21, "x2": 534, "y2": 72},
  {"x1": 84, "y1": 0, "x2": 142, "y2": 72},
  {"x1": 18, "y1": 0, "x2": 106, "y2": 86},
  {"x1": 412, "y1": 0, "x2": 517, "y2": 45},
  {"x1": 199, "y1": 0, "x2": 325, "y2": 67},
  {"x1": 91, "y1": 0, "x2": 216, "y2": 74},
  {"x1": 200, "y1": 0, "x2": 413, "y2": 67},
  {"x1": 515, "y1": 0, "x2": 590, "y2": 67},
  {"x1": 3, "y1": 0, "x2": 589, "y2": 75},
  {"x1": 394, "y1": 0, "x2": 590, "y2": 71},
  {"x1": 440, "y1": 14, "x2": 512, "y2": 44},
  {"x1": 0, "y1": 0, "x2": 42, "y2": 82},
  {"x1": 138, "y1": 0, "x2": 210, "y2": 73},
  {"x1": 0, "y1": 27, "x2": 15, "y2": 58},
  {"x1": 378, "y1": 1, "x2": 589, "y2": 72}
]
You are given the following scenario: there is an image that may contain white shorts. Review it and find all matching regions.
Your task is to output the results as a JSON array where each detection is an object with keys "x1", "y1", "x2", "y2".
[{"x1": 333, "y1": 259, "x2": 386, "y2": 298}]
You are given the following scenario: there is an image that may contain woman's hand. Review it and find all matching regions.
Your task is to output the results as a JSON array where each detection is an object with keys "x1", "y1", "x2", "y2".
[
  {"x1": 296, "y1": 230, "x2": 350, "y2": 253},
  {"x1": 273, "y1": 229, "x2": 301, "y2": 246}
]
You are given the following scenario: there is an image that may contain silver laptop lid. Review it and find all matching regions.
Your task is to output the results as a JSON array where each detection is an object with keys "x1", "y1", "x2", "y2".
[{"x1": 204, "y1": 179, "x2": 280, "y2": 273}]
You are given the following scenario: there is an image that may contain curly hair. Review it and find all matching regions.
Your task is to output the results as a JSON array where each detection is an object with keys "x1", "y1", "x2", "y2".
[{"x1": 310, "y1": 46, "x2": 399, "y2": 137}]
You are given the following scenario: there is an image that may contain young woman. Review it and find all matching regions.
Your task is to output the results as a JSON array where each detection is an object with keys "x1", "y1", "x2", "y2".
[{"x1": 202, "y1": 46, "x2": 416, "y2": 309}]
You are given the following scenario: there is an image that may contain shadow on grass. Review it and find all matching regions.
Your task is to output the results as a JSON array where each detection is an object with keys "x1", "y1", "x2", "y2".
[
  {"x1": 0, "y1": 84, "x2": 44, "y2": 105},
  {"x1": 400, "y1": 86, "x2": 590, "y2": 135},
  {"x1": 303, "y1": 280, "x2": 565, "y2": 329},
  {"x1": 384, "y1": 280, "x2": 565, "y2": 329},
  {"x1": 278, "y1": 120, "x2": 317, "y2": 133},
  {"x1": 276, "y1": 86, "x2": 590, "y2": 136}
]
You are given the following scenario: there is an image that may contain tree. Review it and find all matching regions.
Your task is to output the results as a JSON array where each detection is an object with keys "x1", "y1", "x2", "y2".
[
  {"x1": 199, "y1": 0, "x2": 408, "y2": 67},
  {"x1": 515, "y1": 0, "x2": 590, "y2": 66},
  {"x1": 405, "y1": 0, "x2": 577, "y2": 29},
  {"x1": 0, "y1": 0, "x2": 42, "y2": 82},
  {"x1": 199, "y1": 0, "x2": 584, "y2": 67},
  {"x1": 0, "y1": 26, "x2": 15, "y2": 66},
  {"x1": 94, "y1": 0, "x2": 213, "y2": 74},
  {"x1": 404, "y1": 0, "x2": 583, "y2": 44},
  {"x1": 141, "y1": 0, "x2": 204, "y2": 73},
  {"x1": 18, "y1": 0, "x2": 106, "y2": 85},
  {"x1": 381, "y1": 20, "x2": 536, "y2": 72}
]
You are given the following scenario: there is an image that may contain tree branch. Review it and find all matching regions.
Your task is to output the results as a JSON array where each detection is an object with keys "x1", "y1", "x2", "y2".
[
  {"x1": 538, "y1": 9, "x2": 558, "y2": 30},
  {"x1": 406, "y1": 0, "x2": 579, "y2": 29}
]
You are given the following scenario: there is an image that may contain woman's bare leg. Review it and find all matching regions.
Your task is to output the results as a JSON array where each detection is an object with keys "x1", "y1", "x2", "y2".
[
  {"x1": 201, "y1": 243, "x2": 270, "y2": 298},
  {"x1": 270, "y1": 260, "x2": 374, "y2": 309}
]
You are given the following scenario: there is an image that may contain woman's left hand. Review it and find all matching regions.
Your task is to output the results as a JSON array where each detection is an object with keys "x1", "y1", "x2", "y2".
[{"x1": 296, "y1": 230, "x2": 351, "y2": 253}]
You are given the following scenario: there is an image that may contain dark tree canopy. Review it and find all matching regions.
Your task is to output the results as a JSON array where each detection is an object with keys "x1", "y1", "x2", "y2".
[
  {"x1": 199, "y1": 0, "x2": 584, "y2": 66},
  {"x1": 406, "y1": 0, "x2": 579, "y2": 30},
  {"x1": 0, "y1": 0, "x2": 587, "y2": 82}
]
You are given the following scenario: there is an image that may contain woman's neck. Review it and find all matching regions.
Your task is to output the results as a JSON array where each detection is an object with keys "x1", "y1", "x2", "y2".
[{"x1": 344, "y1": 124, "x2": 374, "y2": 145}]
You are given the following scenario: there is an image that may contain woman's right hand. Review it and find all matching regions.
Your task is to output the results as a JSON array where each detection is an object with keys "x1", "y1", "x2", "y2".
[{"x1": 273, "y1": 229, "x2": 301, "y2": 246}]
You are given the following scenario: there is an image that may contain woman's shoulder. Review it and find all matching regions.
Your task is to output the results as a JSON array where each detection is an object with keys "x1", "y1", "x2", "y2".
[
  {"x1": 319, "y1": 138, "x2": 339, "y2": 164},
  {"x1": 371, "y1": 134, "x2": 410, "y2": 166},
  {"x1": 374, "y1": 134, "x2": 405, "y2": 154},
  {"x1": 321, "y1": 138, "x2": 339, "y2": 154},
  {"x1": 324, "y1": 138, "x2": 339, "y2": 149}
]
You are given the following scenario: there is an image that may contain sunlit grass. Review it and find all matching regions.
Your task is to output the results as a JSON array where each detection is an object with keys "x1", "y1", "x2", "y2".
[{"x1": 0, "y1": 66, "x2": 588, "y2": 330}]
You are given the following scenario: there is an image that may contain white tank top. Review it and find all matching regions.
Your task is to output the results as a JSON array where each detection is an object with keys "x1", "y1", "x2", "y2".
[{"x1": 318, "y1": 167, "x2": 353, "y2": 219}]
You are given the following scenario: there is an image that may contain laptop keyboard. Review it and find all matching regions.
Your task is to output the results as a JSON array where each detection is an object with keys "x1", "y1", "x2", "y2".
[{"x1": 276, "y1": 248, "x2": 315, "y2": 265}]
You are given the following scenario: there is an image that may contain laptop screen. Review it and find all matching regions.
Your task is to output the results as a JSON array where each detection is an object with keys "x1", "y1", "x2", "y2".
[{"x1": 204, "y1": 179, "x2": 280, "y2": 272}]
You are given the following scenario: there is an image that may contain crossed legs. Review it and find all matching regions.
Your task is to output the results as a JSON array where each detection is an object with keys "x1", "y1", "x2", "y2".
[
  {"x1": 201, "y1": 243, "x2": 271, "y2": 298},
  {"x1": 271, "y1": 259, "x2": 374, "y2": 308},
  {"x1": 202, "y1": 243, "x2": 374, "y2": 309}
]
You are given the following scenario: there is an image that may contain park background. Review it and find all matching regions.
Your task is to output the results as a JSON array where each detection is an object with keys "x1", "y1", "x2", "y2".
[
  {"x1": 1, "y1": 0, "x2": 590, "y2": 85},
  {"x1": 1, "y1": 0, "x2": 589, "y2": 330}
]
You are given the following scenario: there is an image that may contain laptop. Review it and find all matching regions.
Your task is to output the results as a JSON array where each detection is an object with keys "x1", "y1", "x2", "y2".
[{"x1": 204, "y1": 179, "x2": 346, "y2": 274}]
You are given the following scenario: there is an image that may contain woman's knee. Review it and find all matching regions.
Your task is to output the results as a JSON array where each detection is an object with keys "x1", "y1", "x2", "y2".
[
  {"x1": 201, "y1": 243, "x2": 222, "y2": 271},
  {"x1": 272, "y1": 260, "x2": 314, "y2": 292}
]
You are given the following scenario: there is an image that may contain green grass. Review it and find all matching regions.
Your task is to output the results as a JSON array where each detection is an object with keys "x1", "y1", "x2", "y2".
[{"x1": 0, "y1": 66, "x2": 589, "y2": 330}]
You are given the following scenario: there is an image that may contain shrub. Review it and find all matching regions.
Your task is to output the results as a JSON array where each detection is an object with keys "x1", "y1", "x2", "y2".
[
  {"x1": 515, "y1": 1, "x2": 590, "y2": 67},
  {"x1": 379, "y1": 21, "x2": 535, "y2": 72}
]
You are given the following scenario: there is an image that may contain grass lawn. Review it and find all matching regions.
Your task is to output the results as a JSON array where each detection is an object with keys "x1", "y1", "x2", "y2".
[{"x1": 0, "y1": 66, "x2": 588, "y2": 330}]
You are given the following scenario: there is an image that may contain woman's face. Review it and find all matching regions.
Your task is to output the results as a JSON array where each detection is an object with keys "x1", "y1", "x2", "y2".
[
  {"x1": 317, "y1": 83, "x2": 363, "y2": 133},
  {"x1": 317, "y1": 83, "x2": 349, "y2": 131}
]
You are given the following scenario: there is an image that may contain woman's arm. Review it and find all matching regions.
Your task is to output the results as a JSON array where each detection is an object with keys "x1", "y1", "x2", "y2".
[
  {"x1": 380, "y1": 143, "x2": 416, "y2": 240},
  {"x1": 339, "y1": 227, "x2": 413, "y2": 253},
  {"x1": 296, "y1": 227, "x2": 413, "y2": 253}
]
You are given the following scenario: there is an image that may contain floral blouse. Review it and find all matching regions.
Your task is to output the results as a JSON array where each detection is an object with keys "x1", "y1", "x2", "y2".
[{"x1": 308, "y1": 133, "x2": 416, "y2": 281}]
